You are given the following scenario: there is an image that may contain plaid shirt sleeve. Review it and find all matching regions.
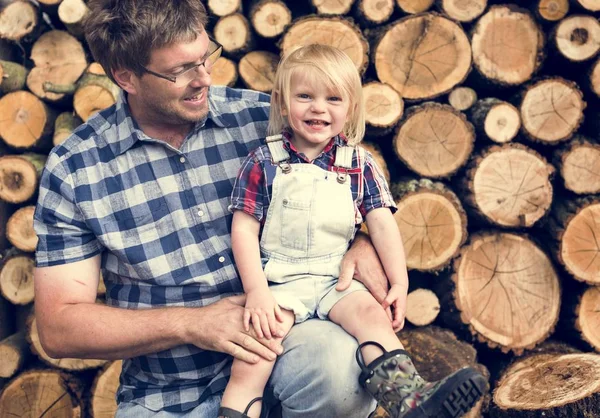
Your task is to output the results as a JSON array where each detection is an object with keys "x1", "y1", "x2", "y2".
[
  {"x1": 229, "y1": 150, "x2": 267, "y2": 222},
  {"x1": 360, "y1": 150, "x2": 397, "y2": 217},
  {"x1": 34, "y1": 153, "x2": 103, "y2": 267}
]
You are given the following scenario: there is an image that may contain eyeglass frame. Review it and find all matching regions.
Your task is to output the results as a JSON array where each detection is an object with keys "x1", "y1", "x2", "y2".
[{"x1": 140, "y1": 37, "x2": 223, "y2": 86}]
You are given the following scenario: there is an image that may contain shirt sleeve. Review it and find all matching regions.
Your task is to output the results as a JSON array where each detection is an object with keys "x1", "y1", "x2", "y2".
[
  {"x1": 34, "y1": 154, "x2": 103, "y2": 267},
  {"x1": 229, "y1": 151, "x2": 268, "y2": 222},
  {"x1": 360, "y1": 150, "x2": 397, "y2": 217}
]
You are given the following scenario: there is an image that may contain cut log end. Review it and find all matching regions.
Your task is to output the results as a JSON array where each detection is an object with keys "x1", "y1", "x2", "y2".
[
  {"x1": 559, "y1": 140, "x2": 600, "y2": 194},
  {"x1": 576, "y1": 287, "x2": 600, "y2": 351},
  {"x1": 0, "y1": 254, "x2": 35, "y2": 306},
  {"x1": 591, "y1": 58, "x2": 600, "y2": 98},
  {"x1": 396, "y1": 0, "x2": 435, "y2": 13},
  {"x1": 356, "y1": 0, "x2": 395, "y2": 25},
  {"x1": 0, "y1": 156, "x2": 38, "y2": 204},
  {"x1": 576, "y1": 0, "x2": 600, "y2": 12},
  {"x1": 537, "y1": 0, "x2": 569, "y2": 21},
  {"x1": 0, "y1": 1, "x2": 38, "y2": 41},
  {"x1": 405, "y1": 289, "x2": 441, "y2": 326},
  {"x1": 238, "y1": 51, "x2": 278, "y2": 93},
  {"x1": 483, "y1": 103, "x2": 520, "y2": 144},
  {"x1": 454, "y1": 232, "x2": 560, "y2": 354},
  {"x1": 554, "y1": 15, "x2": 600, "y2": 62},
  {"x1": 250, "y1": 0, "x2": 291, "y2": 39},
  {"x1": 448, "y1": 87, "x2": 477, "y2": 111},
  {"x1": 6, "y1": 206, "x2": 37, "y2": 253},
  {"x1": 0, "y1": 91, "x2": 50, "y2": 149},
  {"x1": 211, "y1": 57, "x2": 239, "y2": 88},
  {"x1": 214, "y1": 14, "x2": 253, "y2": 56},
  {"x1": 90, "y1": 361, "x2": 122, "y2": 418},
  {"x1": 207, "y1": 0, "x2": 242, "y2": 17},
  {"x1": 440, "y1": 0, "x2": 487, "y2": 22},
  {"x1": 363, "y1": 82, "x2": 403, "y2": 129},
  {"x1": 312, "y1": 0, "x2": 354, "y2": 15}
]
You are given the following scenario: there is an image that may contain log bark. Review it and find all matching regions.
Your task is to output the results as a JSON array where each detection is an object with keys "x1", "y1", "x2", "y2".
[
  {"x1": 469, "y1": 98, "x2": 521, "y2": 144},
  {"x1": 214, "y1": 13, "x2": 254, "y2": 58},
  {"x1": 396, "y1": 0, "x2": 435, "y2": 13},
  {"x1": 551, "y1": 14, "x2": 600, "y2": 62},
  {"x1": 0, "y1": 330, "x2": 30, "y2": 378},
  {"x1": 280, "y1": 15, "x2": 370, "y2": 76},
  {"x1": 0, "y1": 249, "x2": 34, "y2": 305},
  {"x1": 0, "y1": 0, "x2": 39, "y2": 42},
  {"x1": 0, "y1": 153, "x2": 46, "y2": 203},
  {"x1": 393, "y1": 102, "x2": 475, "y2": 178},
  {"x1": 535, "y1": 0, "x2": 569, "y2": 22},
  {"x1": 438, "y1": 0, "x2": 487, "y2": 23},
  {"x1": 549, "y1": 197, "x2": 600, "y2": 285},
  {"x1": 54, "y1": 112, "x2": 83, "y2": 146},
  {"x1": 0, "y1": 90, "x2": 57, "y2": 150},
  {"x1": 249, "y1": 0, "x2": 291, "y2": 39},
  {"x1": 0, "y1": 60, "x2": 28, "y2": 94},
  {"x1": 554, "y1": 136, "x2": 600, "y2": 194},
  {"x1": 405, "y1": 288, "x2": 440, "y2": 327},
  {"x1": 26, "y1": 30, "x2": 88, "y2": 103},
  {"x1": 490, "y1": 353, "x2": 600, "y2": 417},
  {"x1": 354, "y1": 0, "x2": 395, "y2": 27},
  {"x1": 28, "y1": 316, "x2": 108, "y2": 371},
  {"x1": 238, "y1": 50, "x2": 278, "y2": 93},
  {"x1": 520, "y1": 77, "x2": 586, "y2": 144},
  {"x1": 374, "y1": 13, "x2": 471, "y2": 100},
  {"x1": 207, "y1": 0, "x2": 242, "y2": 17},
  {"x1": 5, "y1": 205, "x2": 37, "y2": 252},
  {"x1": 450, "y1": 231, "x2": 561, "y2": 354},
  {"x1": 58, "y1": 0, "x2": 90, "y2": 39},
  {"x1": 0, "y1": 369, "x2": 82, "y2": 418},
  {"x1": 448, "y1": 87, "x2": 478, "y2": 112},
  {"x1": 463, "y1": 144, "x2": 554, "y2": 228},
  {"x1": 391, "y1": 179, "x2": 468, "y2": 272},
  {"x1": 362, "y1": 81, "x2": 403, "y2": 136},
  {"x1": 471, "y1": 5, "x2": 545, "y2": 86},
  {"x1": 89, "y1": 361, "x2": 122, "y2": 418}
]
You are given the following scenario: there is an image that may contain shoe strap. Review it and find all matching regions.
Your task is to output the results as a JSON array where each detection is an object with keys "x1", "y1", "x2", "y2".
[
  {"x1": 356, "y1": 341, "x2": 387, "y2": 374},
  {"x1": 218, "y1": 397, "x2": 263, "y2": 418}
]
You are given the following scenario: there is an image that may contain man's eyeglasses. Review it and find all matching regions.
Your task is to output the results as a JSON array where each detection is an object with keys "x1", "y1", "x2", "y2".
[{"x1": 141, "y1": 38, "x2": 223, "y2": 88}]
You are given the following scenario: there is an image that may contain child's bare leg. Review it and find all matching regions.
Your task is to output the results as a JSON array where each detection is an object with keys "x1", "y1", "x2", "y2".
[
  {"x1": 220, "y1": 310, "x2": 295, "y2": 418},
  {"x1": 328, "y1": 290, "x2": 401, "y2": 364}
]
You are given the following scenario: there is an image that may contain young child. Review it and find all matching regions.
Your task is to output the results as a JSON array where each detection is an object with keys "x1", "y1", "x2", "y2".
[{"x1": 221, "y1": 44, "x2": 486, "y2": 418}]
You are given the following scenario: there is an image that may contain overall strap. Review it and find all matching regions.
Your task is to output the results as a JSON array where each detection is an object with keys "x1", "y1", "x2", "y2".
[
  {"x1": 333, "y1": 145, "x2": 356, "y2": 184},
  {"x1": 265, "y1": 134, "x2": 292, "y2": 174}
]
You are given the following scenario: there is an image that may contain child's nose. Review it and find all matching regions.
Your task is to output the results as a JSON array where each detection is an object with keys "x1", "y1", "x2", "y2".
[{"x1": 311, "y1": 99, "x2": 326, "y2": 112}]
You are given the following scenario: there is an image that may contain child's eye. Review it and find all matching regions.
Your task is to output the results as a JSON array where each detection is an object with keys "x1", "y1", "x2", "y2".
[
  {"x1": 329, "y1": 96, "x2": 342, "y2": 102},
  {"x1": 297, "y1": 93, "x2": 311, "y2": 99}
]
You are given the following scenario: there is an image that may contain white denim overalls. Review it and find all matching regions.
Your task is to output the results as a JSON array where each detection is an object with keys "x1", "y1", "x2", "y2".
[{"x1": 261, "y1": 134, "x2": 368, "y2": 323}]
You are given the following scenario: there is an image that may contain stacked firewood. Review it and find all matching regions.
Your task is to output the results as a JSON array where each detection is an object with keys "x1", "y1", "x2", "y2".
[{"x1": 0, "y1": 0, "x2": 599, "y2": 416}]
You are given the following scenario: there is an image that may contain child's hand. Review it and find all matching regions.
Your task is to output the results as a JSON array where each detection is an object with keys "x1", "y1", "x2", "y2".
[
  {"x1": 244, "y1": 288, "x2": 284, "y2": 339},
  {"x1": 381, "y1": 284, "x2": 407, "y2": 332}
]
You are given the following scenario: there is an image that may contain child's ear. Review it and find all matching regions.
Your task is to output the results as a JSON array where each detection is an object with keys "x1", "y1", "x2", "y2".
[{"x1": 281, "y1": 106, "x2": 288, "y2": 116}]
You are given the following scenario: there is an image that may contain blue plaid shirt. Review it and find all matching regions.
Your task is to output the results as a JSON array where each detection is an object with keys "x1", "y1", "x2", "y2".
[{"x1": 34, "y1": 86, "x2": 271, "y2": 411}]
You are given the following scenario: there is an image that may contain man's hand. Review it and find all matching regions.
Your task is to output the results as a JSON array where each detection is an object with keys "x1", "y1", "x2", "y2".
[
  {"x1": 336, "y1": 232, "x2": 389, "y2": 303},
  {"x1": 187, "y1": 295, "x2": 283, "y2": 364}
]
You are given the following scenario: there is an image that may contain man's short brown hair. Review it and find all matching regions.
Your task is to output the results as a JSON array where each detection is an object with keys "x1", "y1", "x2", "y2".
[{"x1": 85, "y1": 0, "x2": 209, "y2": 84}]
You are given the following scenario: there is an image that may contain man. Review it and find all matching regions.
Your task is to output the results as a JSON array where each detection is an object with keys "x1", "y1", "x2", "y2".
[{"x1": 33, "y1": 0, "x2": 390, "y2": 417}]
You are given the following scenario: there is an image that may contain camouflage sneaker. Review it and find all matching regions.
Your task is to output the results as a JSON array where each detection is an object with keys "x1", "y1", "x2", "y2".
[{"x1": 356, "y1": 342, "x2": 487, "y2": 418}]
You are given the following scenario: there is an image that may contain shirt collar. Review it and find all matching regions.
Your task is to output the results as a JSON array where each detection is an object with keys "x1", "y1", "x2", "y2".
[{"x1": 281, "y1": 129, "x2": 348, "y2": 157}]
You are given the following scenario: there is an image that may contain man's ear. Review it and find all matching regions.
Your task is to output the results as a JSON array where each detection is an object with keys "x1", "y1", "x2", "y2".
[{"x1": 112, "y1": 68, "x2": 138, "y2": 95}]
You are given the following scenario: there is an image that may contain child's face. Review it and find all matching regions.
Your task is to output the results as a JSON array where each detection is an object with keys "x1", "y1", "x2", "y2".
[{"x1": 284, "y1": 73, "x2": 350, "y2": 154}]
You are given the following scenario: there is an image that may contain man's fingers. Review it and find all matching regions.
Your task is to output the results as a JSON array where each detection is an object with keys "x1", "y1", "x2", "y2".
[
  {"x1": 336, "y1": 259, "x2": 355, "y2": 291},
  {"x1": 223, "y1": 341, "x2": 259, "y2": 364}
]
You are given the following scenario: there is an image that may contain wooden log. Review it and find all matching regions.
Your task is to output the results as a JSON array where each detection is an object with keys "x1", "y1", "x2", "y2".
[
  {"x1": 207, "y1": 0, "x2": 242, "y2": 17},
  {"x1": 0, "y1": 153, "x2": 46, "y2": 203},
  {"x1": 249, "y1": 0, "x2": 291, "y2": 39},
  {"x1": 0, "y1": 293, "x2": 14, "y2": 343},
  {"x1": 311, "y1": 0, "x2": 354, "y2": 14},
  {"x1": 463, "y1": 144, "x2": 554, "y2": 228},
  {"x1": 574, "y1": 0, "x2": 600, "y2": 11},
  {"x1": 0, "y1": 91, "x2": 57, "y2": 150},
  {"x1": 0, "y1": 249, "x2": 34, "y2": 306},
  {"x1": 571, "y1": 286, "x2": 600, "y2": 352},
  {"x1": 405, "y1": 288, "x2": 440, "y2": 327},
  {"x1": 520, "y1": 77, "x2": 586, "y2": 145},
  {"x1": 448, "y1": 86, "x2": 478, "y2": 112},
  {"x1": 450, "y1": 231, "x2": 561, "y2": 354},
  {"x1": 280, "y1": 15, "x2": 369, "y2": 75},
  {"x1": 0, "y1": 60, "x2": 28, "y2": 94},
  {"x1": 6, "y1": 205, "x2": 37, "y2": 253},
  {"x1": 354, "y1": 0, "x2": 395, "y2": 27},
  {"x1": 360, "y1": 142, "x2": 390, "y2": 183},
  {"x1": 393, "y1": 102, "x2": 475, "y2": 178},
  {"x1": 550, "y1": 197, "x2": 600, "y2": 286},
  {"x1": 551, "y1": 14, "x2": 600, "y2": 63},
  {"x1": 535, "y1": 0, "x2": 569, "y2": 22},
  {"x1": 437, "y1": 0, "x2": 487, "y2": 23},
  {"x1": 396, "y1": 0, "x2": 435, "y2": 13},
  {"x1": 554, "y1": 136, "x2": 600, "y2": 194},
  {"x1": 238, "y1": 50, "x2": 278, "y2": 93},
  {"x1": 89, "y1": 361, "x2": 122, "y2": 418},
  {"x1": 471, "y1": 5, "x2": 545, "y2": 86},
  {"x1": 372, "y1": 326, "x2": 489, "y2": 418},
  {"x1": 0, "y1": 331, "x2": 30, "y2": 378},
  {"x1": 0, "y1": 369, "x2": 82, "y2": 417},
  {"x1": 374, "y1": 13, "x2": 471, "y2": 100},
  {"x1": 589, "y1": 56, "x2": 600, "y2": 98},
  {"x1": 58, "y1": 0, "x2": 90, "y2": 39},
  {"x1": 28, "y1": 315, "x2": 108, "y2": 371},
  {"x1": 469, "y1": 98, "x2": 521, "y2": 144},
  {"x1": 362, "y1": 81, "x2": 403, "y2": 136},
  {"x1": 214, "y1": 13, "x2": 254, "y2": 58},
  {"x1": 490, "y1": 352, "x2": 600, "y2": 417},
  {"x1": 54, "y1": 112, "x2": 83, "y2": 146},
  {"x1": 72, "y1": 71, "x2": 120, "y2": 121},
  {"x1": 26, "y1": 30, "x2": 88, "y2": 103},
  {"x1": 0, "y1": 0, "x2": 39, "y2": 42}
]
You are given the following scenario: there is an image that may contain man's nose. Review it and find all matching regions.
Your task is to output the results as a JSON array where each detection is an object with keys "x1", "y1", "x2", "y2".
[{"x1": 188, "y1": 65, "x2": 211, "y2": 87}]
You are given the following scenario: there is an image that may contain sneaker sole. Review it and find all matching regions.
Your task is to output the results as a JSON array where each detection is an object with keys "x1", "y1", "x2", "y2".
[{"x1": 404, "y1": 368, "x2": 487, "y2": 418}]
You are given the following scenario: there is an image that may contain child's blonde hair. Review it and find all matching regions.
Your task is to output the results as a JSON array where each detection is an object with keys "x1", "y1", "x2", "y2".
[{"x1": 268, "y1": 44, "x2": 365, "y2": 146}]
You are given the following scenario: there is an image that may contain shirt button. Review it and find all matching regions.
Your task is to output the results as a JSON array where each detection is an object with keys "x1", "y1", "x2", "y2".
[
  {"x1": 218, "y1": 256, "x2": 225, "y2": 263},
  {"x1": 180, "y1": 156, "x2": 186, "y2": 163},
  {"x1": 197, "y1": 210, "x2": 204, "y2": 217}
]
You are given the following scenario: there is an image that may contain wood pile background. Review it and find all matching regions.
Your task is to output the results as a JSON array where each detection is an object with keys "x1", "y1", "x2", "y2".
[{"x1": 0, "y1": 0, "x2": 599, "y2": 416}]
